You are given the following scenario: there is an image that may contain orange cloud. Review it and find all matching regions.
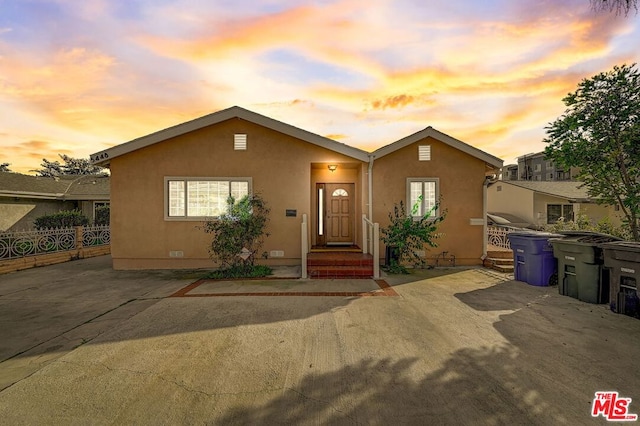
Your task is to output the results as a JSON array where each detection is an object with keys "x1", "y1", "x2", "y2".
[{"x1": 371, "y1": 94, "x2": 415, "y2": 110}]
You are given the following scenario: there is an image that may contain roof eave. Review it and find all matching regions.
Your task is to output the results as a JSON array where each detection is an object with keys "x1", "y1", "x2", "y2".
[{"x1": 0, "y1": 191, "x2": 63, "y2": 200}]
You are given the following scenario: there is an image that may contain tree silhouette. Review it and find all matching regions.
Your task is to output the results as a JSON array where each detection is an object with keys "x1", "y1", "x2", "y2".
[{"x1": 591, "y1": 0, "x2": 637, "y2": 15}]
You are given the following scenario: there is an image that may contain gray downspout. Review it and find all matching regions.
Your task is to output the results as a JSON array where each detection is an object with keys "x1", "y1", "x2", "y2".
[
  {"x1": 482, "y1": 174, "x2": 499, "y2": 261},
  {"x1": 368, "y1": 155, "x2": 374, "y2": 220}
]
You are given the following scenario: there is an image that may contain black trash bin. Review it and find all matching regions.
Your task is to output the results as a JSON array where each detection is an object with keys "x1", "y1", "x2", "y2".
[
  {"x1": 385, "y1": 245, "x2": 400, "y2": 267},
  {"x1": 550, "y1": 232, "x2": 622, "y2": 304},
  {"x1": 601, "y1": 241, "x2": 640, "y2": 317}
]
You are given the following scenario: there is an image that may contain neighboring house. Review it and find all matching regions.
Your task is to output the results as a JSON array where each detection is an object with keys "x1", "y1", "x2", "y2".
[
  {"x1": 0, "y1": 173, "x2": 110, "y2": 231},
  {"x1": 91, "y1": 106, "x2": 502, "y2": 270},
  {"x1": 502, "y1": 151, "x2": 578, "y2": 182},
  {"x1": 487, "y1": 180, "x2": 622, "y2": 229}
]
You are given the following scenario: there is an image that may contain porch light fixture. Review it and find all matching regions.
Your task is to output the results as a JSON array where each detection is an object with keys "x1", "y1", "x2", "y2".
[{"x1": 328, "y1": 164, "x2": 338, "y2": 172}]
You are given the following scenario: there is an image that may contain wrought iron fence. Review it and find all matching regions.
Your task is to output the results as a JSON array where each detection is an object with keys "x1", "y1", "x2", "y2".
[
  {"x1": 82, "y1": 225, "x2": 111, "y2": 247},
  {"x1": 0, "y1": 226, "x2": 110, "y2": 260},
  {"x1": 487, "y1": 226, "x2": 514, "y2": 250}
]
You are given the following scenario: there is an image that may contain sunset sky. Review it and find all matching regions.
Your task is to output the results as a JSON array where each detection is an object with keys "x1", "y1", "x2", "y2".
[{"x1": 1, "y1": 0, "x2": 640, "y2": 174}]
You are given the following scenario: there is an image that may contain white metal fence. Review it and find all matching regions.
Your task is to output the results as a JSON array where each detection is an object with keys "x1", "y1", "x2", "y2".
[
  {"x1": 0, "y1": 226, "x2": 110, "y2": 260},
  {"x1": 487, "y1": 226, "x2": 513, "y2": 250}
]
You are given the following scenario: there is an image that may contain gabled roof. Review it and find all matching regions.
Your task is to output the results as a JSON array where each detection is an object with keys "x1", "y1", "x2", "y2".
[
  {"x1": 373, "y1": 126, "x2": 503, "y2": 169},
  {"x1": 502, "y1": 180, "x2": 592, "y2": 202},
  {"x1": 0, "y1": 172, "x2": 110, "y2": 200},
  {"x1": 91, "y1": 106, "x2": 371, "y2": 165}
]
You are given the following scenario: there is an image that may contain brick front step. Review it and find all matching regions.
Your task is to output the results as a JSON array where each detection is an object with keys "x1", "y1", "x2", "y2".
[
  {"x1": 308, "y1": 265, "x2": 374, "y2": 279},
  {"x1": 307, "y1": 252, "x2": 374, "y2": 279},
  {"x1": 486, "y1": 250, "x2": 513, "y2": 259},
  {"x1": 307, "y1": 252, "x2": 373, "y2": 267},
  {"x1": 483, "y1": 256, "x2": 514, "y2": 273}
]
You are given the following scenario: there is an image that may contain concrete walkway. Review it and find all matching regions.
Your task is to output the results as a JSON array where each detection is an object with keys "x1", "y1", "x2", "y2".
[{"x1": 1, "y1": 256, "x2": 639, "y2": 424}]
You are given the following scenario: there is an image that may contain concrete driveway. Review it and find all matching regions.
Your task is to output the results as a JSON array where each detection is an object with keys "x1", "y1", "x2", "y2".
[{"x1": 1, "y1": 256, "x2": 639, "y2": 425}]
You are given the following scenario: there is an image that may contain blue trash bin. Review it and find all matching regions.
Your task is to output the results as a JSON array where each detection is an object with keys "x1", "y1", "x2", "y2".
[{"x1": 507, "y1": 232, "x2": 561, "y2": 286}]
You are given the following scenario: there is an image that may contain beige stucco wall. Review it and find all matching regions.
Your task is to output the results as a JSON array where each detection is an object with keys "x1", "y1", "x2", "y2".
[
  {"x1": 487, "y1": 183, "x2": 535, "y2": 224},
  {"x1": 372, "y1": 136, "x2": 490, "y2": 266},
  {"x1": 488, "y1": 183, "x2": 624, "y2": 229},
  {"x1": 533, "y1": 194, "x2": 624, "y2": 227},
  {"x1": 0, "y1": 199, "x2": 76, "y2": 231},
  {"x1": 109, "y1": 118, "x2": 366, "y2": 269},
  {"x1": 577, "y1": 203, "x2": 624, "y2": 227}
]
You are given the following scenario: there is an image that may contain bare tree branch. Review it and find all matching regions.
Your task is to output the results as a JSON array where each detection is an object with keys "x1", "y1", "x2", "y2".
[{"x1": 591, "y1": 0, "x2": 638, "y2": 16}]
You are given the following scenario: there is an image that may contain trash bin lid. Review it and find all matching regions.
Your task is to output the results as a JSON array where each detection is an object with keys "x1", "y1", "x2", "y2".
[
  {"x1": 599, "y1": 241, "x2": 640, "y2": 251},
  {"x1": 552, "y1": 231, "x2": 622, "y2": 245},
  {"x1": 508, "y1": 231, "x2": 562, "y2": 238},
  {"x1": 557, "y1": 230, "x2": 622, "y2": 240}
]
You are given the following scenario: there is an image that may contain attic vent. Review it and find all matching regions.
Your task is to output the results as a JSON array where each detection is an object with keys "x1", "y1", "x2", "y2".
[
  {"x1": 234, "y1": 134, "x2": 247, "y2": 150},
  {"x1": 418, "y1": 145, "x2": 431, "y2": 161}
]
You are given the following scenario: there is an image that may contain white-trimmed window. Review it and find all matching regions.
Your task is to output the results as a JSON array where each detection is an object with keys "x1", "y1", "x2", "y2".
[
  {"x1": 93, "y1": 202, "x2": 110, "y2": 221},
  {"x1": 165, "y1": 177, "x2": 251, "y2": 219},
  {"x1": 547, "y1": 204, "x2": 574, "y2": 224},
  {"x1": 407, "y1": 178, "x2": 439, "y2": 218}
]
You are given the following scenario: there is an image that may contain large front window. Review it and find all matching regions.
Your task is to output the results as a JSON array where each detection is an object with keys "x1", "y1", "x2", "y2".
[
  {"x1": 407, "y1": 178, "x2": 438, "y2": 218},
  {"x1": 165, "y1": 177, "x2": 251, "y2": 219},
  {"x1": 547, "y1": 203, "x2": 574, "y2": 224}
]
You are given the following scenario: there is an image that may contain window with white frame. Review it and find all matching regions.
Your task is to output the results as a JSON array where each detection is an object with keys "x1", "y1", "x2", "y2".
[
  {"x1": 547, "y1": 203, "x2": 574, "y2": 224},
  {"x1": 165, "y1": 177, "x2": 251, "y2": 219},
  {"x1": 407, "y1": 178, "x2": 438, "y2": 218},
  {"x1": 93, "y1": 202, "x2": 110, "y2": 221}
]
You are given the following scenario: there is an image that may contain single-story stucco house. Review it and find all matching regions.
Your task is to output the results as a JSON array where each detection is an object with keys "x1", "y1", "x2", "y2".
[
  {"x1": 91, "y1": 106, "x2": 502, "y2": 275},
  {"x1": 487, "y1": 180, "x2": 623, "y2": 229},
  {"x1": 0, "y1": 172, "x2": 110, "y2": 231}
]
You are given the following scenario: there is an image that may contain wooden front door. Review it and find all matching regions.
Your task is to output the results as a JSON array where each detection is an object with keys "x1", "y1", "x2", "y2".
[{"x1": 317, "y1": 183, "x2": 354, "y2": 245}]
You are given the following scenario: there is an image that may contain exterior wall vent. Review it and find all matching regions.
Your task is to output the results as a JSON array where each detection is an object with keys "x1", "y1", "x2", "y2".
[
  {"x1": 418, "y1": 145, "x2": 431, "y2": 161},
  {"x1": 234, "y1": 134, "x2": 247, "y2": 150}
]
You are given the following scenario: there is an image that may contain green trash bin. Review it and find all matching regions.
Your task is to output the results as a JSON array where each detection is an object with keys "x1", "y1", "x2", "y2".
[{"x1": 550, "y1": 232, "x2": 621, "y2": 304}]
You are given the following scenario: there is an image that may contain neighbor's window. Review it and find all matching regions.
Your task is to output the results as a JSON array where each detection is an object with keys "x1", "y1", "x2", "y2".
[
  {"x1": 547, "y1": 204, "x2": 574, "y2": 224},
  {"x1": 93, "y1": 201, "x2": 110, "y2": 219},
  {"x1": 407, "y1": 178, "x2": 438, "y2": 218},
  {"x1": 165, "y1": 177, "x2": 251, "y2": 219}
]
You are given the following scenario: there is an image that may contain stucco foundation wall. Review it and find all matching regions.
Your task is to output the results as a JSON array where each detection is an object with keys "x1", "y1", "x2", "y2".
[
  {"x1": 110, "y1": 118, "x2": 365, "y2": 270},
  {"x1": 372, "y1": 137, "x2": 488, "y2": 266},
  {"x1": 0, "y1": 246, "x2": 110, "y2": 274}
]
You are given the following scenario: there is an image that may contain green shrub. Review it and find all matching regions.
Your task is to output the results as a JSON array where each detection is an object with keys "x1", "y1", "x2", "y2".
[
  {"x1": 381, "y1": 196, "x2": 447, "y2": 274},
  {"x1": 34, "y1": 210, "x2": 90, "y2": 229},
  {"x1": 544, "y1": 213, "x2": 631, "y2": 240},
  {"x1": 201, "y1": 194, "x2": 271, "y2": 275},
  {"x1": 203, "y1": 265, "x2": 273, "y2": 279}
]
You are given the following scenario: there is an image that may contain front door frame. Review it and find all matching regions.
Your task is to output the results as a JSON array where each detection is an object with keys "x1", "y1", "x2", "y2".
[{"x1": 316, "y1": 182, "x2": 355, "y2": 246}]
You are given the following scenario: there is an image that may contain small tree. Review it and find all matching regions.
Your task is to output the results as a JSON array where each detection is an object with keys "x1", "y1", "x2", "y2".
[
  {"x1": 202, "y1": 194, "x2": 270, "y2": 276},
  {"x1": 381, "y1": 196, "x2": 446, "y2": 274},
  {"x1": 544, "y1": 64, "x2": 640, "y2": 241},
  {"x1": 0, "y1": 163, "x2": 11, "y2": 172}
]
